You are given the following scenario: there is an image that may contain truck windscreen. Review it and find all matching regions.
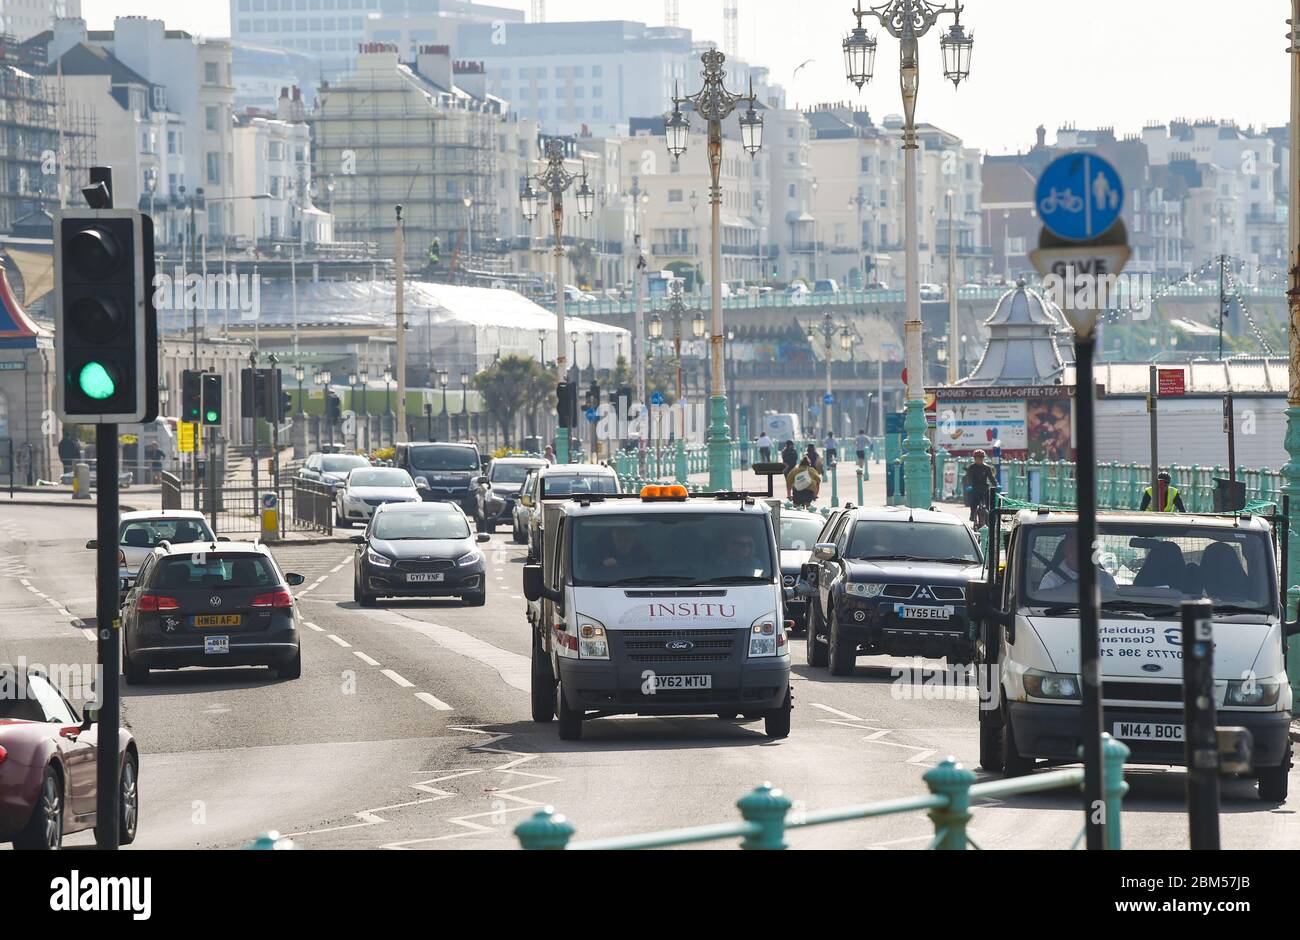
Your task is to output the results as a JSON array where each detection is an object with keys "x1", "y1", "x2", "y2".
[
  {"x1": 1022, "y1": 524, "x2": 1276, "y2": 617},
  {"x1": 571, "y1": 513, "x2": 774, "y2": 587}
]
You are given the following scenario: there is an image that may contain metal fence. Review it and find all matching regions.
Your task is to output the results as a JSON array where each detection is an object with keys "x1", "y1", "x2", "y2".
[
  {"x1": 158, "y1": 471, "x2": 333, "y2": 537},
  {"x1": 516, "y1": 736, "x2": 1130, "y2": 850}
]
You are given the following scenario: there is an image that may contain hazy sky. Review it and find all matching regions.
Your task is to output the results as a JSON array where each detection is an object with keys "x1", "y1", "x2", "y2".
[{"x1": 83, "y1": 0, "x2": 1291, "y2": 153}]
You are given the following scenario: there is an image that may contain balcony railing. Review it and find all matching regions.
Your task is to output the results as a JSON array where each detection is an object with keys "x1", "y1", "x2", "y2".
[{"x1": 649, "y1": 243, "x2": 700, "y2": 256}]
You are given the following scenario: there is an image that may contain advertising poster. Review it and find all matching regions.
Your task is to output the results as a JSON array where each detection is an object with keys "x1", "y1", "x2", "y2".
[{"x1": 932, "y1": 386, "x2": 1076, "y2": 460}]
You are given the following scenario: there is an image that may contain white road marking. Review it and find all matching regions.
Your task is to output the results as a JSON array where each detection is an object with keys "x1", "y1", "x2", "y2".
[
  {"x1": 326, "y1": 634, "x2": 352, "y2": 648},
  {"x1": 381, "y1": 668, "x2": 414, "y2": 688},
  {"x1": 809, "y1": 702, "x2": 867, "y2": 722},
  {"x1": 905, "y1": 749, "x2": 938, "y2": 764},
  {"x1": 331, "y1": 560, "x2": 350, "y2": 573},
  {"x1": 363, "y1": 609, "x2": 530, "y2": 692},
  {"x1": 353, "y1": 650, "x2": 381, "y2": 667},
  {"x1": 303, "y1": 621, "x2": 324, "y2": 632},
  {"x1": 414, "y1": 691, "x2": 453, "y2": 711}
]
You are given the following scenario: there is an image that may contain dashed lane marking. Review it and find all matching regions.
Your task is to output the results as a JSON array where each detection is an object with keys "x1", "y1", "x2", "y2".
[
  {"x1": 414, "y1": 691, "x2": 453, "y2": 711},
  {"x1": 303, "y1": 621, "x2": 324, "y2": 632},
  {"x1": 809, "y1": 703, "x2": 867, "y2": 722},
  {"x1": 381, "y1": 668, "x2": 414, "y2": 688},
  {"x1": 353, "y1": 650, "x2": 381, "y2": 667},
  {"x1": 326, "y1": 634, "x2": 352, "y2": 648},
  {"x1": 361, "y1": 609, "x2": 529, "y2": 693}
]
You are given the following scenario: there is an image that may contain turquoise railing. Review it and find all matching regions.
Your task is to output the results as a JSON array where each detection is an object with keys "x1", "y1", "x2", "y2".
[
  {"x1": 516, "y1": 736, "x2": 1130, "y2": 851},
  {"x1": 946, "y1": 457, "x2": 1283, "y2": 514}
]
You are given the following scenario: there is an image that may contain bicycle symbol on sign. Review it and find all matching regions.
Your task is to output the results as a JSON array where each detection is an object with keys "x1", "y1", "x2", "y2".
[{"x1": 1039, "y1": 187, "x2": 1084, "y2": 215}]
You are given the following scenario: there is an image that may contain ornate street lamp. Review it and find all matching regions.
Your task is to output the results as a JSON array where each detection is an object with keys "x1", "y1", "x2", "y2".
[
  {"x1": 844, "y1": 0, "x2": 973, "y2": 511},
  {"x1": 294, "y1": 364, "x2": 305, "y2": 417},
  {"x1": 438, "y1": 370, "x2": 450, "y2": 441},
  {"x1": 521, "y1": 139, "x2": 595, "y2": 463},
  {"x1": 666, "y1": 48, "x2": 764, "y2": 490},
  {"x1": 459, "y1": 371, "x2": 470, "y2": 440}
]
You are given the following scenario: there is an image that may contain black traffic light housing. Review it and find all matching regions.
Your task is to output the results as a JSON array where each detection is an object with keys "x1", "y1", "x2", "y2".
[
  {"x1": 201, "y1": 373, "x2": 223, "y2": 425},
  {"x1": 327, "y1": 392, "x2": 343, "y2": 422},
  {"x1": 182, "y1": 370, "x2": 202, "y2": 424},
  {"x1": 556, "y1": 381, "x2": 577, "y2": 428},
  {"x1": 55, "y1": 209, "x2": 157, "y2": 423},
  {"x1": 280, "y1": 390, "x2": 293, "y2": 422}
]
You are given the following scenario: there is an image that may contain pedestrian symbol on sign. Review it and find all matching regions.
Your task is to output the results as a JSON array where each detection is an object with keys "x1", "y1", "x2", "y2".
[{"x1": 1035, "y1": 152, "x2": 1125, "y2": 242}]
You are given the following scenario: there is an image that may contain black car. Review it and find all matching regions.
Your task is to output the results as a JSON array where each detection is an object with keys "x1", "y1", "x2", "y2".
[
  {"x1": 352, "y1": 502, "x2": 491, "y2": 607},
  {"x1": 804, "y1": 507, "x2": 983, "y2": 675},
  {"x1": 395, "y1": 442, "x2": 483, "y2": 514},
  {"x1": 474, "y1": 456, "x2": 548, "y2": 532},
  {"x1": 121, "y1": 541, "x2": 306, "y2": 683}
]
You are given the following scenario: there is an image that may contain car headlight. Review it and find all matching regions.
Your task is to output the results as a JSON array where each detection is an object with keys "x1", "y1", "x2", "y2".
[
  {"x1": 1023, "y1": 670, "x2": 1080, "y2": 700},
  {"x1": 576, "y1": 615, "x2": 609, "y2": 659},
  {"x1": 1225, "y1": 677, "x2": 1281, "y2": 707},
  {"x1": 366, "y1": 549, "x2": 394, "y2": 568},
  {"x1": 748, "y1": 611, "x2": 784, "y2": 658},
  {"x1": 845, "y1": 582, "x2": 885, "y2": 598},
  {"x1": 455, "y1": 550, "x2": 483, "y2": 568}
]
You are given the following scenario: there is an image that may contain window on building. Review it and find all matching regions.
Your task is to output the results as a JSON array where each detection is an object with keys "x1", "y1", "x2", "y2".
[
  {"x1": 668, "y1": 189, "x2": 683, "y2": 203},
  {"x1": 205, "y1": 62, "x2": 219, "y2": 85},
  {"x1": 592, "y1": 65, "x2": 602, "y2": 78},
  {"x1": 860, "y1": 156, "x2": 871, "y2": 173},
  {"x1": 788, "y1": 184, "x2": 796, "y2": 198},
  {"x1": 206, "y1": 152, "x2": 221, "y2": 184},
  {"x1": 205, "y1": 106, "x2": 218, "y2": 132}
]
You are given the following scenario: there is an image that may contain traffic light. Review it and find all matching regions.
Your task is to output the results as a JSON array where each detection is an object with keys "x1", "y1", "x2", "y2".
[
  {"x1": 182, "y1": 370, "x2": 202, "y2": 424},
  {"x1": 585, "y1": 381, "x2": 599, "y2": 411},
  {"x1": 280, "y1": 390, "x2": 292, "y2": 422},
  {"x1": 201, "y1": 373, "x2": 223, "y2": 425},
  {"x1": 55, "y1": 208, "x2": 157, "y2": 422},
  {"x1": 326, "y1": 392, "x2": 342, "y2": 422},
  {"x1": 556, "y1": 382, "x2": 577, "y2": 428}
]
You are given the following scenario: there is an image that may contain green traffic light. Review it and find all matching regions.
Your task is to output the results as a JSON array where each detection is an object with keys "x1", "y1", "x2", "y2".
[
  {"x1": 78, "y1": 362, "x2": 116, "y2": 400},
  {"x1": 206, "y1": 410, "x2": 219, "y2": 422}
]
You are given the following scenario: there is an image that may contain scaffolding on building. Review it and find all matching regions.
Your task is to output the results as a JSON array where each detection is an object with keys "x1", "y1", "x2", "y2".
[
  {"x1": 0, "y1": 36, "x2": 97, "y2": 234},
  {"x1": 309, "y1": 45, "x2": 501, "y2": 284}
]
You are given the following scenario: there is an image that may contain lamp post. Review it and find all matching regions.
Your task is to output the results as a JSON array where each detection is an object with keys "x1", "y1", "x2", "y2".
[
  {"x1": 809, "y1": 310, "x2": 846, "y2": 451},
  {"x1": 348, "y1": 371, "x2": 359, "y2": 452},
  {"x1": 666, "y1": 47, "x2": 764, "y2": 491},
  {"x1": 294, "y1": 365, "x2": 305, "y2": 417},
  {"x1": 946, "y1": 188, "x2": 959, "y2": 385},
  {"x1": 315, "y1": 369, "x2": 332, "y2": 449},
  {"x1": 843, "y1": 0, "x2": 973, "y2": 509},
  {"x1": 459, "y1": 371, "x2": 470, "y2": 441},
  {"x1": 538, "y1": 328, "x2": 548, "y2": 365},
  {"x1": 358, "y1": 369, "x2": 369, "y2": 454},
  {"x1": 383, "y1": 367, "x2": 393, "y2": 447},
  {"x1": 438, "y1": 370, "x2": 450, "y2": 441},
  {"x1": 586, "y1": 332, "x2": 595, "y2": 383},
  {"x1": 849, "y1": 189, "x2": 873, "y2": 288},
  {"x1": 521, "y1": 139, "x2": 595, "y2": 464}
]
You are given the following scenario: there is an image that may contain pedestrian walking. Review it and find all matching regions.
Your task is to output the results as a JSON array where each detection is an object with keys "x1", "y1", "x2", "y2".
[
  {"x1": 854, "y1": 429, "x2": 869, "y2": 469},
  {"x1": 824, "y1": 432, "x2": 838, "y2": 466},
  {"x1": 806, "y1": 443, "x2": 822, "y2": 473},
  {"x1": 757, "y1": 431, "x2": 773, "y2": 463}
]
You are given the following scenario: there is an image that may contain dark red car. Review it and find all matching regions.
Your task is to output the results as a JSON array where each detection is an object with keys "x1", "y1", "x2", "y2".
[{"x1": 0, "y1": 666, "x2": 138, "y2": 850}]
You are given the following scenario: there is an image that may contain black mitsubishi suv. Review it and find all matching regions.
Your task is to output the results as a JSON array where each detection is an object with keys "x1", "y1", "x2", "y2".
[
  {"x1": 803, "y1": 506, "x2": 984, "y2": 675},
  {"x1": 395, "y1": 442, "x2": 483, "y2": 515}
]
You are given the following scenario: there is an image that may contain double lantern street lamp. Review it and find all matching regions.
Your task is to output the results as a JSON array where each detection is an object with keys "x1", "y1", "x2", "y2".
[
  {"x1": 843, "y1": 0, "x2": 972, "y2": 509},
  {"x1": 665, "y1": 47, "x2": 763, "y2": 491},
  {"x1": 808, "y1": 312, "x2": 855, "y2": 486},
  {"x1": 520, "y1": 139, "x2": 595, "y2": 464},
  {"x1": 649, "y1": 283, "x2": 707, "y2": 404}
]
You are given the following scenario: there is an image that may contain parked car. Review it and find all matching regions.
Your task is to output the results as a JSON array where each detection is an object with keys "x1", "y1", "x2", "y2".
[
  {"x1": 813, "y1": 278, "x2": 840, "y2": 294},
  {"x1": 864, "y1": 280, "x2": 891, "y2": 291},
  {"x1": 475, "y1": 456, "x2": 549, "y2": 533},
  {"x1": 120, "y1": 540, "x2": 306, "y2": 682},
  {"x1": 780, "y1": 508, "x2": 826, "y2": 634},
  {"x1": 335, "y1": 467, "x2": 421, "y2": 527},
  {"x1": 351, "y1": 502, "x2": 490, "y2": 607},
  {"x1": 919, "y1": 282, "x2": 945, "y2": 301},
  {"x1": 0, "y1": 665, "x2": 139, "y2": 849}
]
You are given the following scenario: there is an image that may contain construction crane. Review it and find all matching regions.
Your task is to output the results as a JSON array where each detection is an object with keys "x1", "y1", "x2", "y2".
[
  {"x1": 722, "y1": 0, "x2": 738, "y2": 58},
  {"x1": 665, "y1": 0, "x2": 679, "y2": 28},
  {"x1": 531, "y1": 0, "x2": 545, "y2": 23}
]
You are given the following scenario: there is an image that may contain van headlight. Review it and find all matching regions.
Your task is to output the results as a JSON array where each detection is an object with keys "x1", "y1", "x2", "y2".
[
  {"x1": 748, "y1": 612, "x2": 782, "y2": 658},
  {"x1": 576, "y1": 615, "x2": 609, "y2": 660},
  {"x1": 1023, "y1": 670, "x2": 1080, "y2": 700},
  {"x1": 845, "y1": 582, "x2": 885, "y2": 598},
  {"x1": 1225, "y1": 677, "x2": 1281, "y2": 707}
]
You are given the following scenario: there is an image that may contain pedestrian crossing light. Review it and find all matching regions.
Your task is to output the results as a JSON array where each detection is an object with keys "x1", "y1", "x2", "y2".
[
  {"x1": 202, "y1": 372, "x2": 223, "y2": 425},
  {"x1": 55, "y1": 209, "x2": 158, "y2": 423},
  {"x1": 182, "y1": 370, "x2": 203, "y2": 424}
]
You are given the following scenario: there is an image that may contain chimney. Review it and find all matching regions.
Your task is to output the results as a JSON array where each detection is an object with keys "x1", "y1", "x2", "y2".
[
  {"x1": 49, "y1": 16, "x2": 88, "y2": 64},
  {"x1": 1035, "y1": 125, "x2": 1046, "y2": 149},
  {"x1": 414, "y1": 44, "x2": 453, "y2": 91},
  {"x1": 277, "y1": 85, "x2": 306, "y2": 123},
  {"x1": 453, "y1": 60, "x2": 486, "y2": 100}
]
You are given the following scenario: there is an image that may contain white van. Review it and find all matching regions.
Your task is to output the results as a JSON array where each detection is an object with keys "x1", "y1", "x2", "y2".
[
  {"x1": 760, "y1": 413, "x2": 802, "y2": 445},
  {"x1": 968, "y1": 509, "x2": 1294, "y2": 800},
  {"x1": 523, "y1": 483, "x2": 792, "y2": 740}
]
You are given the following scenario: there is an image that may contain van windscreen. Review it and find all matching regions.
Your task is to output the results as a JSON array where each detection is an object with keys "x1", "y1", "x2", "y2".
[
  {"x1": 1022, "y1": 524, "x2": 1276, "y2": 617},
  {"x1": 571, "y1": 513, "x2": 773, "y2": 587}
]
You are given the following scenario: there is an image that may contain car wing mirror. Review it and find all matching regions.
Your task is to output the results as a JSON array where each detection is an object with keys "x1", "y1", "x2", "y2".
[
  {"x1": 813, "y1": 542, "x2": 838, "y2": 562},
  {"x1": 476, "y1": 532, "x2": 491, "y2": 543},
  {"x1": 349, "y1": 535, "x2": 365, "y2": 544},
  {"x1": 85, "y1": 539, "x2": 98, "y2": 549},
  {"x1": 285, "y1": 573, "x2": 306, "y2": 587}
]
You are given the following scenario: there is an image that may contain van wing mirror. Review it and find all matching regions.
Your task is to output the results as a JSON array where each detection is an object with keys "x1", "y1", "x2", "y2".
[
  {"x1": 522, "y1": 563, "x2": 545, "y2": 602},
  {"x1": 966, "y1": 579, "x2": 989, "y2": 618}
]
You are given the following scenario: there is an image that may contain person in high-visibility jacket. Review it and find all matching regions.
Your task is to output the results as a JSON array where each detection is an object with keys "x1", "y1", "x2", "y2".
[{"x1": 1140, "y1": 471, "x2": 1186, "y2": 512}]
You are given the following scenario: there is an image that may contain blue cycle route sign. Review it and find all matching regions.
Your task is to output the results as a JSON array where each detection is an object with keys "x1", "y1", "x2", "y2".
[
  {"x1": 650, "y1": 390, "x2": 665, "y2": 406},
  {"x1": 585, "y1": 408, "x2": 598, "y2": 423},
  {"x1": 823, "y1": 393, "x2": 834, "y2": 405},
  {"x1": 1035, "y1": 152, "x2": 1124, "y2": 242}
]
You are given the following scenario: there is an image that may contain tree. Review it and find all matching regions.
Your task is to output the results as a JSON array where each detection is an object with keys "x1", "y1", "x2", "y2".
[
  {"x1": 567, "y1": 241, "x2": 596, "y2": 290},
  {"x1": 473, "y1": 355, "x2": 557, "y2": 447}
]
